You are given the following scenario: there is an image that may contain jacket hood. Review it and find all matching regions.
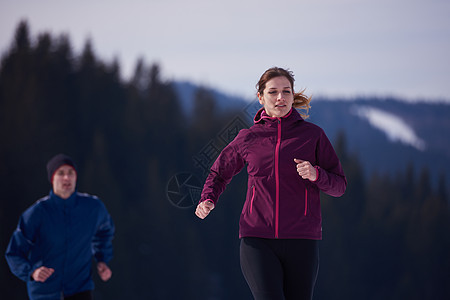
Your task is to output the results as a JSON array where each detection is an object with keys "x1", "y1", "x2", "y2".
[{"x1": 254, "y1": 107, "x2": 302, "y2": 124}]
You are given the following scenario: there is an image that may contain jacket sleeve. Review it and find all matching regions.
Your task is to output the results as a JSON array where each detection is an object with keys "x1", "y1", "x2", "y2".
[
  {"x1": 313, "y1": 130, "x2": 347, "y2": 197},
  {"x1": 200, "y1": 135, "x2": 246, "y2": 205},
  {"x1": 92, "y1": 201, "x2": 115, "y2": 264},
  {"x1": 5, "y1": 207, "x2": 40, "y2": 282}
]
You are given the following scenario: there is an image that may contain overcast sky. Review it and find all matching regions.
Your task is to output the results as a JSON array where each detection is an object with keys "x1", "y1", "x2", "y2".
[{"x1": 1, "y1": 0, "x2": 449, "y2": 102}]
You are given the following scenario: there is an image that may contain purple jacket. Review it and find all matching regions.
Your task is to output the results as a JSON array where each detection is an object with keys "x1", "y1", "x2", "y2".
[{"x1": 200, "y1": 107, "x2": 347, "y2": 239}]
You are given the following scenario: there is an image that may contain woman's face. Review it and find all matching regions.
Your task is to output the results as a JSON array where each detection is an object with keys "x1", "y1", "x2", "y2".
[{"x1": 258, "y1": 76, "x2": 294, "y2": 118}]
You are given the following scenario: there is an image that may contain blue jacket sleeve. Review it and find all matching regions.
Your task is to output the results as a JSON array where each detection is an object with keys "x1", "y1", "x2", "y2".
[
  {"x1": 92, "y1": 202, "x2": 115, "y2": 264},
  {"x1": 5, "y1": 206, "x2": 41, "y2": 282}
]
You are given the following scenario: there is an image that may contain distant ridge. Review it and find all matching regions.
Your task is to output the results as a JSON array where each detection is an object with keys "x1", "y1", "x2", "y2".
[{"x1": 172, "y1": 81, "x2": 249, "y2": 117}]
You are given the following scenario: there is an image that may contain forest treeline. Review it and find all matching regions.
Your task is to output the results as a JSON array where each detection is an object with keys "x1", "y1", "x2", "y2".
[{"x1": 1, "y1": 21, "x2": 449, "y2": 299}]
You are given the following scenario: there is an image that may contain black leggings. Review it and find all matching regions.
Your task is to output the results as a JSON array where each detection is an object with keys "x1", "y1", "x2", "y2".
[{"x1": 240, "y1": 237, "x2": 319, "y2": 300}]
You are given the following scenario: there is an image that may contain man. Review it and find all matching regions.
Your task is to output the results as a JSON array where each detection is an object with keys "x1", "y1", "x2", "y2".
[{"x1": 5, "y1": 154, "x2": 115, "y2": 300}]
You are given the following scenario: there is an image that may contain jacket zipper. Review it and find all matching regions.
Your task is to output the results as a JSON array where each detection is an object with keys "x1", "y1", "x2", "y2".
[
  {"x1": 250, "y1": 185, "x2": 255, "y2": 214},
  {"x1": 304, "y1": 188, "x2": 308, "y2": 216},
  {"x1": 275, "y1": 118, "x2": 282, "y2": 238}
]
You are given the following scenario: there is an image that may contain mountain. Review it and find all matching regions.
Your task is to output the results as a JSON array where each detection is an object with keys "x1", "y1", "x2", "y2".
[
  {"x1": 308, "y1": 98, "x2": 450, "y2": 186},
  {"x1": 173, "y1": 81, "x2": 247, "y2": 116},
  {"x1": 173, "y1": 81, "x2": 450, "y2": 187}
]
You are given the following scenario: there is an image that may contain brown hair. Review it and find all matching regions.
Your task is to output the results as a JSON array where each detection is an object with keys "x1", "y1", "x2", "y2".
[{"x1": 256, "y1": 67, "x2": 311, "y2": 119}]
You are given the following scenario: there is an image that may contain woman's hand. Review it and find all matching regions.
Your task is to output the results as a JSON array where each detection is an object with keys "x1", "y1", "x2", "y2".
[
  {"x1": 294, "y1": 158, "x2": 317, "y2": 181},
  {"x1": 31, "y1": 266, "x2": 55, "y2": 282},
  {"x1": 195, "y1": 200, "x2": 215, "y2": 219}
]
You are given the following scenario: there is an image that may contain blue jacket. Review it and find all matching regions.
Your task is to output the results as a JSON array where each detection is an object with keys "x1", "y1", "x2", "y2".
[{"x1": 5, "y1": 190, "x2": 115, "y2": 300}]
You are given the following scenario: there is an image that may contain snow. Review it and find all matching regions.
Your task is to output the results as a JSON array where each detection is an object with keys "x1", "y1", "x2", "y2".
[{"x1": 352, "y1": 105, "x2": 426, "y2": 151}]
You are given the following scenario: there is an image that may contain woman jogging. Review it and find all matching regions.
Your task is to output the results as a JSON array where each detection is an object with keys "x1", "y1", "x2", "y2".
[{"x1": 195, "y1": 67, "x2": 347, "y2": 300}]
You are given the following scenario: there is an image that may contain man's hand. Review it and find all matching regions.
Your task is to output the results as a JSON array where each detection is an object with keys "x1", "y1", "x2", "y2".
[
  {"x1": 97, "y1": 262, "x2": 112, "y2": 281},
  {"x1": 32, "y1": 266, "x2": 55, "y2": 282}
]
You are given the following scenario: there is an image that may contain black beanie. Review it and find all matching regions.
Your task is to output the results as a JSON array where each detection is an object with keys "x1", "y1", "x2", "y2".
[{"x1": 46, "y1": 154, "x2": 77, "y2": 183}]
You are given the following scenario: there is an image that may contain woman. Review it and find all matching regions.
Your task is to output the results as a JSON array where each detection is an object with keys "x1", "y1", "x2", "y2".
[{"x1": 195, "y1": 67, "x2": 347, "y2": 299}]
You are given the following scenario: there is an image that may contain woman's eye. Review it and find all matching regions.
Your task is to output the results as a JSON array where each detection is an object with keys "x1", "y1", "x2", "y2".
[
  {"x1": 268, "y1": 91, "x2": 277, "y2": 94},
  {"x1": 283, "y1": 90, "x2": 291, "y2": 94}
]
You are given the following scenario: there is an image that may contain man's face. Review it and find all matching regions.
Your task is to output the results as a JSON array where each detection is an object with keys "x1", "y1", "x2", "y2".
[{"x1": 52, "y1": 165, "x2": 77, "y2": 199}]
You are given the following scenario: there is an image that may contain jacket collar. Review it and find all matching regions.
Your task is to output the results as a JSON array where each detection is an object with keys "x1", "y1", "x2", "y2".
[
  {"x1": 50, "y1": 189, "x2": 77, "y2": 208},
  {"x1": 254, "y1": 107, "x2": 302, "y2": 125}
]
